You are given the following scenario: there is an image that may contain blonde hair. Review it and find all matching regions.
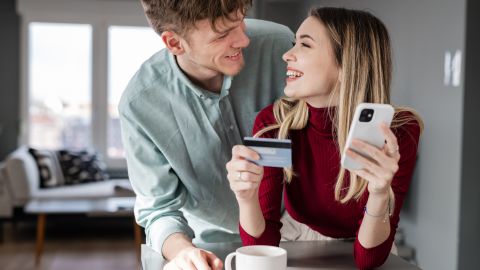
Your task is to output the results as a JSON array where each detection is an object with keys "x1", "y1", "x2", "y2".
[{"x1": 255, "y1": 7, "x2": 424, "y2": 212}]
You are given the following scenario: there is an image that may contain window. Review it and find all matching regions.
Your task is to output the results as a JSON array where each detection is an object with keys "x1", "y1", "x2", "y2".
[
  {"x1": 108, "y1": 26, "x2": 164, "y2": 158},
  {"x1": 29, "y1": 23, "x2": 92, "y2": 150},
  {"x1": 19, "y1": 1, "x2": 165, "y2": 168}
]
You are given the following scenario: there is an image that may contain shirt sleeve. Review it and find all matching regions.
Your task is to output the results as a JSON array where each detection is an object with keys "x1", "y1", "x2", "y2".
[
  {"x1": 353, "y1": 120, "x2": 422, "y2": 269},
  {"x1": 119, "y1": 106, "x2": 194, "y2": 258},
  {"x1": 239, "y1": 107, "x2": 285, "y2": 246}
]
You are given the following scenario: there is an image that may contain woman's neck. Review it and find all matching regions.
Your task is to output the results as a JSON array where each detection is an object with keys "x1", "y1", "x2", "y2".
[{"x1": 304, "y1": 95, "x2": 339, "y2": 108}]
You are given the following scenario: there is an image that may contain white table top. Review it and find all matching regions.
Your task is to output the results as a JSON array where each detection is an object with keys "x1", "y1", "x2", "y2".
[{"x1": 141, "y1": 241, "x2": 422, "y2": 270}]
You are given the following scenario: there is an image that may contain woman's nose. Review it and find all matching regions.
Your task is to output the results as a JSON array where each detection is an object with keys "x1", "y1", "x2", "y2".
[{"x1": 282, "y1": 47, "x2": 296, "y2": 62}]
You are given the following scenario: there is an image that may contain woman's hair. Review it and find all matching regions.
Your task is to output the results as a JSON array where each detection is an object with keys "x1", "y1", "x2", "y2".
[
  {"x1": 255, "y1": 7, "x2": 424, "y2": 211},
  {"x1": 140, "y1": 0, "x2": 252, "y2": 36}
]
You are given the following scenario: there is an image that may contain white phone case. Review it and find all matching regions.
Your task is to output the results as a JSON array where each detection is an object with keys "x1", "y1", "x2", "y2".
[{"x1": 341, "y1": 103, "x2": 394, "y2": 170}]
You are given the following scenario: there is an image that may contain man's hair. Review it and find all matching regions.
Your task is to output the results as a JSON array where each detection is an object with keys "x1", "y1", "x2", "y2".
[{"x1": 140, "y1": 0, "x2": 252, "y2": 36}]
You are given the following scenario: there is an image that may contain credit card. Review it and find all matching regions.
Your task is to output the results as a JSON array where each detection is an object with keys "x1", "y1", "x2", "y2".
[{"x1": 243, "y1": 137, "x2": 292, "y2": 168}]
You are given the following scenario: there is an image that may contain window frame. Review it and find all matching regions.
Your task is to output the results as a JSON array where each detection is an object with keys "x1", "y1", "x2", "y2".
[{"x1": 18, "y1": 0, "x2": 152, "y2": 169}]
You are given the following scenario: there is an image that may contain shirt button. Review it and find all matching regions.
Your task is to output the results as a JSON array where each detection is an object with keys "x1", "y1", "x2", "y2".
[{"x1": 229, "y1": 125, "x2": 234, "y2": 130}]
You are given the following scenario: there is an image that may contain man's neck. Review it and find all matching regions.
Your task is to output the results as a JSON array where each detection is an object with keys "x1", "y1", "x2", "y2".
[{"x1": 175, "y1": 55, "x2": 224, "y2": 93}]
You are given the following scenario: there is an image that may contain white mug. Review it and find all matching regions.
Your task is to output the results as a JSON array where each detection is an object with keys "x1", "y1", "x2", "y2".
[{"x1": 224, "y1": 245, "x2": 287, "y2": 270}]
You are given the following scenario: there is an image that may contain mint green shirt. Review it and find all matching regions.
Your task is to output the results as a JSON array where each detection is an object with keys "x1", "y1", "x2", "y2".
[{"x1": 119, "y1": 19, "x2": 293, "y2": 255}]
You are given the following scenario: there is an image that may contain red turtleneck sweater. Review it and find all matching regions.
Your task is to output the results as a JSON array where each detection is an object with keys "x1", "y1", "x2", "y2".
[{"x1": 239, "y1": 104, "x2": 421, "y2": 270}]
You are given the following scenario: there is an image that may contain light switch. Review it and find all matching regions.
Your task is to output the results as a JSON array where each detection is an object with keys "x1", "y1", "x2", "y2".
[{"x1": 444, "y1": 50, "x2": 462, "y2": 87}]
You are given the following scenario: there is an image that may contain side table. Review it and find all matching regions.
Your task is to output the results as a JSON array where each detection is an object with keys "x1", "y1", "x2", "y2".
[{"x1": 24, "y1": 197, "x2": 142, "y2": 266}]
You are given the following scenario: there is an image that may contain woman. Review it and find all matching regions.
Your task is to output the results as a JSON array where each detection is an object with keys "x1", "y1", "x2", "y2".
[{"x1": 226, "y1": 7, "x2": 423, "y2": 269}]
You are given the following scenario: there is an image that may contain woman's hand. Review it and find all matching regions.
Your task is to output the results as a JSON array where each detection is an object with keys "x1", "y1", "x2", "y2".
[
  {"x1": 226, "y1": 145, "x2": 264, "y2": 202},
  {"x1": 345, "y1": 123, "x2": 401, "y2": 196}
]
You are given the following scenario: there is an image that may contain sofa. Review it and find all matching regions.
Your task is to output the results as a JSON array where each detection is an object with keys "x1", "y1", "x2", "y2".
[
  {"x1": 0, "y1": 146, "x2": 135, "y2": 218},
  {"x1": 0, "y1": 146, "x2": 142, "y2": 265}
]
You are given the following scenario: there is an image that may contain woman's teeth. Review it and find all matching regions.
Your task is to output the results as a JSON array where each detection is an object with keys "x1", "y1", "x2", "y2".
[{"x1": 286, "y1": 70, "x2": 303, "y2": 78}]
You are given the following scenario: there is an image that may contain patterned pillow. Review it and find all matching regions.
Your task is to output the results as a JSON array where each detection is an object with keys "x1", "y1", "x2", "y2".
[
  {"x1": 28, "y1": 148, "x2": 65, "y2": 188},
  {"x1": 57, "y1": 150, "x2": 109, "y2": 185}
]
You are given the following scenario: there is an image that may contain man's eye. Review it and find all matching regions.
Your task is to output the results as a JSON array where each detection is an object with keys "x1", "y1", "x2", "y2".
[{"x1": 217, "y1": 34, "x2": 228, "y2": 40}]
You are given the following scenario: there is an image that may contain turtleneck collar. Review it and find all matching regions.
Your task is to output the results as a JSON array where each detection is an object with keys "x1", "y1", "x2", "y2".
[{"x1": 306, "y1": 103, "x2": 336, "y2": 137}]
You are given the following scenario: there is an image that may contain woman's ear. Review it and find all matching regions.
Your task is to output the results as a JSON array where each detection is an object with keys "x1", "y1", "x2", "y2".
[
  {"x1": 337, "y1": 67, "x2": 343, "y2": 83},
  {"x1": 161, "y1": 31, "x2": 185, "y2": 55}
]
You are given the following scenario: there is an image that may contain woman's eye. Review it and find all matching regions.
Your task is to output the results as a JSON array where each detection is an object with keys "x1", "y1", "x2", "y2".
[{"x1": 301, "y1": 43, "x2": 311, "y2": 48}]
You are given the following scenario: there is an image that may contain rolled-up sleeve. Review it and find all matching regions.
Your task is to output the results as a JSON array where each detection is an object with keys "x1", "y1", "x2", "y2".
[{"x1": 119, "y1": 107, "x2": 194, "y2": 257}]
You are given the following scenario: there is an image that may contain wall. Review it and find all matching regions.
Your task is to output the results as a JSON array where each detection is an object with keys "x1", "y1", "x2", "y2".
[
  {"x1": 253, "y1": 0, "x2": 308, "y2": 31},
  {"x1": 458, "y1": 0, "x2": 480, "y2": 268},
  {"x1": 0, "y1": 0, "x2": 20, "y2": 160},
  {"x1": 259, "y1": 0, "x2": 468, "y2": 269}
]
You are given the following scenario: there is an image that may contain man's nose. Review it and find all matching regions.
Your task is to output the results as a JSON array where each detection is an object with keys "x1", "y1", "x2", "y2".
[{"x1": 232, "y1": 23, "x2": 250, "y2": 48}]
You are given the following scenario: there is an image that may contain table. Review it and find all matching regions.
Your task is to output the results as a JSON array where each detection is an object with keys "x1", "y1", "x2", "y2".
[
  {"x1": 24, "y1": 197, "x2": 142, "y2": 266},
  {"x1": 141, "y1": 240, "x2": 422, "y2": 270}
]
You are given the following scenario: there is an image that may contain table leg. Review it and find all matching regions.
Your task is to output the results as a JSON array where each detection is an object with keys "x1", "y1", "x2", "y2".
[
  {"x1": 35, "y1": 213, "x2": 46, "y2": 266},
  {"x1": 0, "y1": 221, "x2": 3, "y2": 243},
  {"x1": 134, "y1": 219, "x2": 142, "y2": 263}
]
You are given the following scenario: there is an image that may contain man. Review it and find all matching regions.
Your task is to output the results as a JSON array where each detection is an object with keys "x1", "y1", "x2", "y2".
[{"x1": 119, "y1": 0, "x2": 293, "y2": 269}]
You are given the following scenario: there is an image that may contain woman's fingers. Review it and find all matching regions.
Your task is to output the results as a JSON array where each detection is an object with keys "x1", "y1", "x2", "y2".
[
  {"x1": 229, "y1": 178, "x2": 260, "y2": 191},
  {"x1": 226, "y1": 159, "x2": 263, "y2": 176},
  {"x1": 350, "y1": 139, "x2": 398, "y2": 174},
  {"x1": 346, "y1": 149, "x2": 393, "y2": 180},
  {"x1": 351, "y1": 139, "x2": 386, "y2": 163},
  {"x1": 232, "y1": 145, "x2": 260, "y2": 160},
  {"x1": 227, "y1": 170, "x2": 262, "y2": 183},
  {"x1": 380, "y1": 123, "x2": 401, "y2": 159}
]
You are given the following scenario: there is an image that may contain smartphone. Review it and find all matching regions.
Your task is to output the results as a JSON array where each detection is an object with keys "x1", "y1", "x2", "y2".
[{"x1": 341, "y1": 103, "x2": 394, "y2": 170}]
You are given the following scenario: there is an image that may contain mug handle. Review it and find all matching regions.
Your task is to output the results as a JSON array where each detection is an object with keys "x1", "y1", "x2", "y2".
[{"x1": 224, "y1": 252, "x2": 236, "y2": 270}]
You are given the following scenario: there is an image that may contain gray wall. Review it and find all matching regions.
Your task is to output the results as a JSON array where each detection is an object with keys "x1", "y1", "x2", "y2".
[
  {"x1": 253, "y1": 0, "x2": 308, "y2": 32},
  {"x1": 0, "y1": 0, "x2": 20, "y2": 160},
  {"x1": 337, "y1": 0, "x2": 465, "y2": 269},
  {"x1": 458, "y1": 0, "x2": 480, "y2": 268},
  {"x1": 259, "y1": 0, "x2": 470, "y2": 269}
]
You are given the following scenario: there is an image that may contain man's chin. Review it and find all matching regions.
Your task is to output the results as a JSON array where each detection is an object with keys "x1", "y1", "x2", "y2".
[{"x1": 222, "y1": 62, "x2": 245, "y2": 76}]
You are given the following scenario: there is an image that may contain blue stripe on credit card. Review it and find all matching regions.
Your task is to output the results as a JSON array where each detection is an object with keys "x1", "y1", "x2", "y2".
[{"x1": 243, "y1": 137, "x2": 292, "y2": 168}]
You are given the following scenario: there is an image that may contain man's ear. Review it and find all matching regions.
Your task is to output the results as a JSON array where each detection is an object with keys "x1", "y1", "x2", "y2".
[{"x1": 161, "y1": 31, "x2": 185, "y2": 55}]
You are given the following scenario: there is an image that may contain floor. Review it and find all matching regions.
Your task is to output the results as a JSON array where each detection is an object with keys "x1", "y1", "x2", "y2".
[{"x1": 0, "y1": 216, "x2": 140, "y2": 270}]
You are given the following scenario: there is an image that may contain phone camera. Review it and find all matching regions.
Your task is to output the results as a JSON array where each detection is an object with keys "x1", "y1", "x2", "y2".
[{"x1": 359, "y1": 109, "x2": 374, "y2": 122}]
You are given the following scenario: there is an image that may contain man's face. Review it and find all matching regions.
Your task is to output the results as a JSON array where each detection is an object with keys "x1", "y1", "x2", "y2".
[{"x1": 179, "y1": 12, "x2": 250, "y2": 77}]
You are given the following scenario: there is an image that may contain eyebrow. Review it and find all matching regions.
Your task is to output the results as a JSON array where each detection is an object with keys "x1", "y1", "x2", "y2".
[
  {"x1": 298, "y1": 34, "x2": 315, "y2": 41},
  {"x1": 218, "y1": 25, "x2": 237, "y2": 35}
]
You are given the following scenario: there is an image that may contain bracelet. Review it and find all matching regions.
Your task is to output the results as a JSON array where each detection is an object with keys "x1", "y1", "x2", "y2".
[
  {"x1": 364, "y1": 196, "x2": 392, "y2": 223},
  {"x1": 364, "y1": 206, "x2": 387, "y2": 216}
]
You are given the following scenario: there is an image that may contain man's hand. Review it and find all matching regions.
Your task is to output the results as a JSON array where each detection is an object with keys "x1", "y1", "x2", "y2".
[
  {"x1": 164, "y1": 246, "x2": 223, "y2": 270},
  {"x1": 162, "y1": 233, "x2": 222, "y2": 270}
]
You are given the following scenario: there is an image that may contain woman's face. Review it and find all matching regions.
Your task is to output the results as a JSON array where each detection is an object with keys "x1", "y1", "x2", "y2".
[{"x1": 283, "y1": 16, "x2": 340, "y2": 107}]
